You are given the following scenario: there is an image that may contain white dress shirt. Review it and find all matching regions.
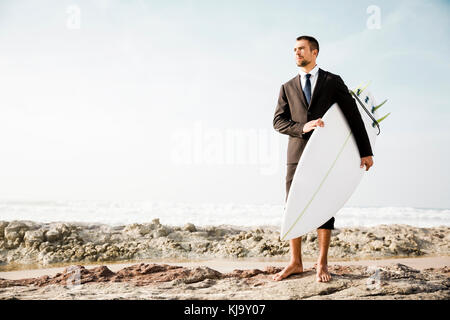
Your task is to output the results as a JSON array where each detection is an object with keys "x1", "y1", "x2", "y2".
[{"x1": 299, "y1": 64, "x2": 319, "y2": 95}]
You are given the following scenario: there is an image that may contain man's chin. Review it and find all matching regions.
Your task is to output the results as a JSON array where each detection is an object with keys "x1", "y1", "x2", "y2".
[{"x1": 297, "y1": 61, "x2": 311, "y2": 67}]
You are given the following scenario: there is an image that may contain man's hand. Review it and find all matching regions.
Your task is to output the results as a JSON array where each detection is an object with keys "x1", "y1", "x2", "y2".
[
  {"x1": 360, "y1": 156, "x2": 373, "y2": 171},
  {"x1": 302, "y1": 118, "x2": 324, "y2": 133}
]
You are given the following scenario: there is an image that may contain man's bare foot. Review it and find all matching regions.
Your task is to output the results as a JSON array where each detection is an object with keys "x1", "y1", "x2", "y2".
[
  {"x1": 316, "y1": 264, "x2": 331, "y2": 282},
  {"x1": 272, "y1": 262, "x2": 303, "y2": 281}
]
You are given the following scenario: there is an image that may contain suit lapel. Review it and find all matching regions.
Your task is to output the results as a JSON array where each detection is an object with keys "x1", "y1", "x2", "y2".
[
  {"x1": 309, "y1": 68, "x2": 327, "y2": 108},
  {"x1": 293, "y1": 74, "x2": 308, "y2": 110}
]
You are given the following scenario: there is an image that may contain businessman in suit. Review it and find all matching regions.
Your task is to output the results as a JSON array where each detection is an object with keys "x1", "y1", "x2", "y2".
[{"x1": 272, "y1": 36, "x2": 374, "y2": 282}]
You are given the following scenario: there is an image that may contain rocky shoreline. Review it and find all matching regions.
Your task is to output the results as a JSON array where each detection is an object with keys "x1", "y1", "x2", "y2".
[
  {"x1": 0, "y1": 220, "x2": 449, "y2": 268},
  {"x1": 0, "y1": 262, "x2": 449, "y2": 300}
]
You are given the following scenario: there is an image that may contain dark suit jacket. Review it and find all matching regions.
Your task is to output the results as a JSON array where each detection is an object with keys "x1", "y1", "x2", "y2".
[{"x1": 273, "y1": 68, "x2": 373, "y2": 164}]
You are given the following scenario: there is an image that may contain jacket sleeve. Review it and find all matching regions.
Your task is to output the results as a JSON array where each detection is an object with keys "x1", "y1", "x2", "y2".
[
  {"x1": 334, "y1": 76, "x2": 373, "y2": 158},
  {"x1": 273, "y1": 84, "x2": 306, "y2": 138}
]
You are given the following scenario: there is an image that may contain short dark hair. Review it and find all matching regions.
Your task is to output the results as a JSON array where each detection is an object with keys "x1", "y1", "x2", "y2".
[{"x1": 296, "y1": 35, "x2": 319, "y2": 53}]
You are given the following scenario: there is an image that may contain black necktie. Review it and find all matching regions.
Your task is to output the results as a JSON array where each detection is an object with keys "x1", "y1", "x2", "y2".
[{"x1": 305, "y1": 73, "x2": 312, "y2": 105}]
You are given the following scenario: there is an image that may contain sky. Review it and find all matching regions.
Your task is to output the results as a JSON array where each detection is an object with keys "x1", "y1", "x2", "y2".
[{"x1": 0, "y1": 0, "x2": 449, "y2": 208}]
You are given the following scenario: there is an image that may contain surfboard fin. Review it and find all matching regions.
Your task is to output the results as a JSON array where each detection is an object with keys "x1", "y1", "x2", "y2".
[
  {"x1": 372, "y1": 99, "x2": 387, "y2": 113},
  {"x1": 356, "y1": 81, "x2": 371, "y2": 96},
  {"x1": 377, "y1": 113, "x2": 391, "y2": 123},
  {"x1": 353, "y1": 82, "x2": 365, "y2": 94},
  {"x1": 372, "y1": 112, "x2": 391, "y2": 127}
]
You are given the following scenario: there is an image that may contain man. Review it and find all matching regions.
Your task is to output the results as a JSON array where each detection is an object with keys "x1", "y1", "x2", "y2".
[{"x1": 272, "y1": 36, "x2": 374, "y2": 282}]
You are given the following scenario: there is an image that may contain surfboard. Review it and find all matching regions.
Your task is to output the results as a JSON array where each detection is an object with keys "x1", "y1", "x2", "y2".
[{"x1": 280, "y1": 87, "x2": 389, "y2": 241}]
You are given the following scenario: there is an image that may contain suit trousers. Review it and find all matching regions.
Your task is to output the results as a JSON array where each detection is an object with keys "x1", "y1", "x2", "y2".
[{"x1": 286, "y1": 164, "x2": 335, "y2": 230}]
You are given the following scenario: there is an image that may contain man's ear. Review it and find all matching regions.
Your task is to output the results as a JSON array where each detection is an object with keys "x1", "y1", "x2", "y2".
[{"x1": 313, "y1": 49, "x2": 319, "y2": 58}]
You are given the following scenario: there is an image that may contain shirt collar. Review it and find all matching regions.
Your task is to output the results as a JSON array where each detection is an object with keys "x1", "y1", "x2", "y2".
[{"x1": 299, "y1": 64, "x2": 319, "y2": 78}]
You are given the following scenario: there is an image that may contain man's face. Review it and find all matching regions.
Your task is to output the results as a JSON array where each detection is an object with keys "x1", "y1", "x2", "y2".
[{"x1": 294, "y1": 39, "x2": 317, "y2": 67}]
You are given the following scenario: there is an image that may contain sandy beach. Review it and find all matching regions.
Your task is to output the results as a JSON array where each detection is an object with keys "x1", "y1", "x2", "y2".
[{"x1": 0, "y1": 220, "x2": 449, "y2": 300}]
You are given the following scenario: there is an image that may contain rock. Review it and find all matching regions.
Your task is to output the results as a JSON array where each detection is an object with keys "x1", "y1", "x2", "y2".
[
  {"x1": 167, "y1": 231, "x2": 185, "y2": 242},
  {"x1": 45, "y1": 223, "x2": 71, "y2": 242},
  {"x1": 123, "y1": 223, "x2": 152, "y2": 237},
  {"x1": 369, "y1": 240, "x2": 384, "y2": 251},
  {"x1": 367, "y1": 232, "x2": 376, "y2": 239},
  {"x1": 0, "y1": 221, "x2": 8, "y2": 239},
  {"x1": 4, "y1": 231, "x2": 21, "y2": 242},
  {"x1": 154, "y1": 227, "x2": 169, "y2": 238},
  {"x1": 180, "y1": 243, "x2": 192, "y2": 251},
  {"x1": 42, "y1": 252, "x2": 64, "y2": 265},
  {"x1": 389, "y1": 242, "x2": 399, "y2": 254},
  {"x1": 183, "y1": 223, "x2": 197, "y2": 233},
  {"x1": 0, "y1": 262, "x2": 448, "y2": 300},
  {"x1": 182, "y1": 267, "x2": 223, "y2": 284},
  {"x1": 52, "y1": 223, "x2": 71, "y2": 237},
  {"x1": 0, "y1": 221, "x2": 449, "y2": 269},
  {"x1": 4, "y1": 221, "x2": 32, "y2": 242},
  {"x1": 206, "y1": 227, "x2": 228, "y2": 238},
  {"x1": 306, "y1": 233, "x2": 317, "y2": 242},
  {"x1": 192, "y1": 231, "x2": 209, "y2": 238},
  {"x1": 4, "y1": 221, "x2": 30, "y2": 232},
  {"x1": 253, "y1": 235, "x2": 263, "y2": 242},
  {"x1": 45, "y1": 229, "x2": 61, "y2": 242},
  {"x1": 122, "y1": 223, "x2": 138, "y2": 233},
  {"x1": 24, "y1": 230, "x2": 45, "y2": 247}
]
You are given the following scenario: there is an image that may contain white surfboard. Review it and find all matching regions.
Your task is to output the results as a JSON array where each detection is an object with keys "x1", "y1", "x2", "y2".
[{"x1": 280, "y1": 88, "x2": 388, "y2": 241}]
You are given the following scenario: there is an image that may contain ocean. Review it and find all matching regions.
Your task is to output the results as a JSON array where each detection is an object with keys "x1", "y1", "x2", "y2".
[{"x1": 0, "y1": 201, "x2": 449, "y2": 228}]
